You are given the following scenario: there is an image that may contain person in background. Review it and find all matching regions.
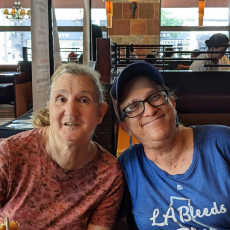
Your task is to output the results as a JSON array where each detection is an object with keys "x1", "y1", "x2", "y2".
[
  {"x1": 111, "y1": 62, "x2": 230, "y2": 229},
  {"x1": 190, "y1": 33, "x2": 230, "y2": 71},
  {"x1": 163, "y1": 47, "x2": 174, "y2": 58},
  {"x1": 191, "y1": 49, "x2": 201, "y2": 58},
  {"x1": 145, "y1": 54, "x2": 162, "y2": 70},
  {"x1": 0, "y1": 63, "x2": 125, "y2": 229},
  {"x1": 162, "y1": 48, "x2": 177, "y2": 70},
  {"x1": 177, "y1": 49, "x2": 201, "y2": 70},
  {"x1": 129, "y1": 44, "x2": 138, "y2": 59},
  {"x1": 68, "y1": 51, "x2": 78, "y2": 62}
]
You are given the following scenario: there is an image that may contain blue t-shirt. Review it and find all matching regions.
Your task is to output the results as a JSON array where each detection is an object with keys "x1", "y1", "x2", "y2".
[{"x1": 119, "y1": 125, "x2": 230, "y2": 230}]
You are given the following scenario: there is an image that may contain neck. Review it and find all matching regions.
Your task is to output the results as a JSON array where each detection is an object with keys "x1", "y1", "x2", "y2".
[
  {"x1": 144, "y1": 127, "x2": 193, "y2": 175},
  {"x1": 208, "y1": 51, "x2": 218, "y2": 64},
  {"x1": 42, "y1": 127, "x2": 97, "y2": 170}
]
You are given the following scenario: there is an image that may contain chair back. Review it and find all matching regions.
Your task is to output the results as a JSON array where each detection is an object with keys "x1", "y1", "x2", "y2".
[{"x1": 14, "y1": 72, "x2": 32, "y2": 118}]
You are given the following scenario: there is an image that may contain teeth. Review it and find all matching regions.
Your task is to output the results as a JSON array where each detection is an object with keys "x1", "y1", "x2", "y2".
[{"x1": 65, "y1": 123, "x2": 77, "y2": 126}]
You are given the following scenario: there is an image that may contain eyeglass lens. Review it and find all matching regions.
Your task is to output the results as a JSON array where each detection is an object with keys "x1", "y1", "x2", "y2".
[{"x1": 124, "y1": 90, "x2": 168, "y2": 118}]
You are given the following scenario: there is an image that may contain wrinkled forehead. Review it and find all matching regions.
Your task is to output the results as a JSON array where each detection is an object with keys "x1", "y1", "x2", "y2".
[
  {"x1": 50, "y1": 73, "x2": 96, "y2": 97},
  {"x1": 119, "y1": 75, "x2": 162, "y2": 104}
]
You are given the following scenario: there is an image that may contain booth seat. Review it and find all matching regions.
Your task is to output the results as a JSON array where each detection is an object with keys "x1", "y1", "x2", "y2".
[
  {"x1": 162, "y1": 71, "x2": 230, "y2": 127},
  {"x1": 13, "y1": 72, "x2": 33, "y2": 118}
]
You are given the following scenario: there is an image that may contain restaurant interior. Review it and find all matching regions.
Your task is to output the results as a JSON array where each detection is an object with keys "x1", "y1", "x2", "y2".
[{"x1": 0, "y1": 0, "x2": 230, "y2": 156}]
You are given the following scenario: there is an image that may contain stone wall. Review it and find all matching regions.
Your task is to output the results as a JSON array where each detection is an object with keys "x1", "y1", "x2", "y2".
[
  {"x1": 108, "y1": 0, "x2": 160, "y2": 48},
  {"x1": 108, "y1": 0, "x2": 160, "y2": 55}
]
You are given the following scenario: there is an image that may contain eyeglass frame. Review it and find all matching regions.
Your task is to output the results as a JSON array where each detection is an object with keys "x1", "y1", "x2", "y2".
[{"x1": 121, "y1": 89, "x2": 169, "y2": 121}]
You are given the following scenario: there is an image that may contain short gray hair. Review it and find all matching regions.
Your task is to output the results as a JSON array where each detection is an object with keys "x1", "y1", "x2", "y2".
[{"x1": 50, "y1": 62, "x2": 105, "y2": 104}]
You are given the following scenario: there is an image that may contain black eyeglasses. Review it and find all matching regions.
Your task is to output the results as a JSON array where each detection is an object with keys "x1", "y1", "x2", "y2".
[{"x1": 121, "y1": 90, "x2": 169, "y2": 120}]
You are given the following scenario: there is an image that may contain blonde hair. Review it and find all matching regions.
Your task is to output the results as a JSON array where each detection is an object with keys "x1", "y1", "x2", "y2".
[{"x1": 32, "y1": 62, "x2": 105, "y2": 128}]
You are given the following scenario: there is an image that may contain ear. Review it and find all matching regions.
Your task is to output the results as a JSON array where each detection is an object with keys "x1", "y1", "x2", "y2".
[
  {"x1": 98, "y1": 102, "x2": 108, "y2": 122},
  {"x1": 47, "y1": 101, "x2": 50, "y2": 110},
  {"x1": 119, "y1": 121, "x2": 130, "y2": 134},
  {"x1": 169, "y1": 96, "x2": 176, "y2": 109}
]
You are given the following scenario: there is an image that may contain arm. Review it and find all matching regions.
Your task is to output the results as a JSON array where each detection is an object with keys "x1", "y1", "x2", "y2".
[
  {"x1": 177, "y1": 64, "x2": 190, "y2": 70},
  {"x1": 89, "y1": 170, "x2": 125, "y2": 228},
  {"x1": 0, "y1": 139, "x2": 9, "y2": 207}
]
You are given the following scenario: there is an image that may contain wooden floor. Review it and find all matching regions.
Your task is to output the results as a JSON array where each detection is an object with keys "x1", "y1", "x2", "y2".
[{"x1": 0, "y1": 104, "x2": 15, "y2": 126}]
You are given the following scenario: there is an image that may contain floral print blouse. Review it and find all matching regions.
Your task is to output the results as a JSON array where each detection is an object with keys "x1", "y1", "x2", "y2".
[{"x1": 0, "y1": 128, "x2": 125, "y2": 229}]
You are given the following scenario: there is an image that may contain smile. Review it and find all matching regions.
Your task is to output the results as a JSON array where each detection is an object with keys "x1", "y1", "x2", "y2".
[
  {"x1": 64, "y1": 122, "x2": 79, "y2": 126},
  {"x1": 142, "y1": 115, "x2": 164, "y2": 126}
]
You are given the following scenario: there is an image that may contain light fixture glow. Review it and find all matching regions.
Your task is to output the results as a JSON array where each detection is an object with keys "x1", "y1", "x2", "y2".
[
  {"x1": 106, "y1": 1, "x2": 113, "y2": 28},
  {"x1": 198, "y1": 0, "x2": 205, "y2": 27},
  {"x1": 3, "y1": 0, "x2": 31, "y2": 24}
]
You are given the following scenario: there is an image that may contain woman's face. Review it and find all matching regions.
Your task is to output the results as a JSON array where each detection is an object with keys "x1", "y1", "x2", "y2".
[
  {"x1": 211, "y1": 46, "x2": 227, "y2": 60},
  {"x1": 119, "y1": 76, "x2": 177, "y2": 147},
  {"x1": 47, "y1": 73, "x2": 107, "y2": 143}
]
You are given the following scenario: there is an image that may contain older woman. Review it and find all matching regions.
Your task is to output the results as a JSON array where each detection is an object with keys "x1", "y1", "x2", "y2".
[
  {"x1": 111, "y1": 62, "x2": 230, "y2": 229},
  {"x1": 0, "y1": 63, "x2": 125, "y2": 229}
]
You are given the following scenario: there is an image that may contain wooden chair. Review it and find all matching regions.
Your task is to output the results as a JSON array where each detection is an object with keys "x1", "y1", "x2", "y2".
[{"x1": 13, "y1": 72, "x2": 33, "y2": 118}]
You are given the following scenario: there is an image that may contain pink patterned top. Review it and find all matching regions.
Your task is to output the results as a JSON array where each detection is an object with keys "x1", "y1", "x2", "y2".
[{"x1": 0, "y1": 128, "x2": 125, "y2": 229}]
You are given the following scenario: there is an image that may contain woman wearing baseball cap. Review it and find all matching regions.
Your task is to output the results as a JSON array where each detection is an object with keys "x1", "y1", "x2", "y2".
[{"x1": 111, "y1": 62, "x2": 230, "y2": 229}]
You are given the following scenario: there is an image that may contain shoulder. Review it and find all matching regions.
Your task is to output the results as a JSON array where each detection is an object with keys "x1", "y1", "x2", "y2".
[
  {"x1": 193, "y1": 124, "x2": 230, "y2": 136},
  {"x1": 193, "y1": 125, "x2": 230, "y2": 162},
  {"x1": 118, "y1": 144, "x2": 143, "y2": 170},
  {"x1": 222, "y1": 55, "x2": 230, "y2": 63},
  {"x1": 0, "y1": 128, "x2": 42, "y2": 154},
  {"x1": 189, "y1": 54, "x2": 206, "y2": 70},
  {"x1": 95, "y1": 143, "x2": 124, "y2": 176},
  {"x1": 192, "y1": 125, "x2": 230, "y2": 145},
  {"x1": 1, "y1": 128, "x2": 42, "y2": 142}
]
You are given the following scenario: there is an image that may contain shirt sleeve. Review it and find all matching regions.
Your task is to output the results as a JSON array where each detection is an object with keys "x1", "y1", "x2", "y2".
[
  {"x1": 89, "y1": 170, "x2": 125, "y2": 227},
  {"x1": 0, "y1": 139, "x2": 9, "y2": 208},
  {"x1": 117, "y1": 183, "x2": 132, "y2": 219},
  {"x1": 222, "y1": 55, "x2": 230, "y2": 70}
]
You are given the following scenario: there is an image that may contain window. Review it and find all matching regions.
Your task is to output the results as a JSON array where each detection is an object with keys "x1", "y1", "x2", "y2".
[
  {"x1": 160, "y1": 31, "x2": 229, "y2": 51},
  {"x1": 160, "y1": 1, "x2": 230, "y2": 51},
  {"x1": 0, "y1": 5, "x2": 107, "y2": 65},
  {"x1": 161, "y1": 8, "x2": 228, "y2": 27},
  {"x1": 0, "y1": 32, "x2": 31, "y2": 64}
]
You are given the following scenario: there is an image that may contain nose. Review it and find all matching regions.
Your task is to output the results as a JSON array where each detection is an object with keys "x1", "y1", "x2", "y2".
[
  {"x1": 143, "y1": 101, "x2": 158, "y2": 117},
  {"x1": 64, "y1": 100, "x2": 79, "y2": 116}
]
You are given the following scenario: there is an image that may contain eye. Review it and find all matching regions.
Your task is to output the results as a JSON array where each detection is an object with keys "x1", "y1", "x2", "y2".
[
  {"x1": 149, "y1": 93, "x2": 161, "y2": 102},
  {"x1": 126, "y1": 102, "x2": 142, "y2": 113},
  {"x1": 56, "y1": 97, "x2": 66, "y2": 102},
  {"x1": 79, "y1": 97, "x2": 90, "y2": 104}
]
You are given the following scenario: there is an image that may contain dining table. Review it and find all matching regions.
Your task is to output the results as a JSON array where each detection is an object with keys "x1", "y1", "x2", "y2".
[{"x1": 0, "y1": 71, "x2": 18, "y2": 84}]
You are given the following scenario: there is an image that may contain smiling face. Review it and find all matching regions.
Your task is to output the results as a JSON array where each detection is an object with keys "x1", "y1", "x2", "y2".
[
  {"x1": 47, "y1": 73, "x2": 107, "y2": 143},
  {"x1": 119, "y1": 76, "x2": 177, "y2": 147}
]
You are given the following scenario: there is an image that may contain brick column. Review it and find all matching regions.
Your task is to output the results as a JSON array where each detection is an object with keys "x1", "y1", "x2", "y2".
[{"x1": 108, "y1": 0, "x2": 160, "y2": 48}]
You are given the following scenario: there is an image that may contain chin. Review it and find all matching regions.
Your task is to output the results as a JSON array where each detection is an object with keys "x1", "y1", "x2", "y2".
[{"x1": 145, "y1": 126, "x2": 172, "y2": 142}]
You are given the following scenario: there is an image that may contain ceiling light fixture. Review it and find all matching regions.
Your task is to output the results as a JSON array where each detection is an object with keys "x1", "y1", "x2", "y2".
[{"x1": 3, "y1": 1, "x2": 31, "y2": 24}]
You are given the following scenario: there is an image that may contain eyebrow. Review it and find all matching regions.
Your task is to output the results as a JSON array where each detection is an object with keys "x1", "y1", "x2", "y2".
[
  {"x1": 125, "y1": 89, "x2": 158, "y2": 106},
  {"x1": 52, "y1": 89, "x2": 95, "y2": 97}
]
